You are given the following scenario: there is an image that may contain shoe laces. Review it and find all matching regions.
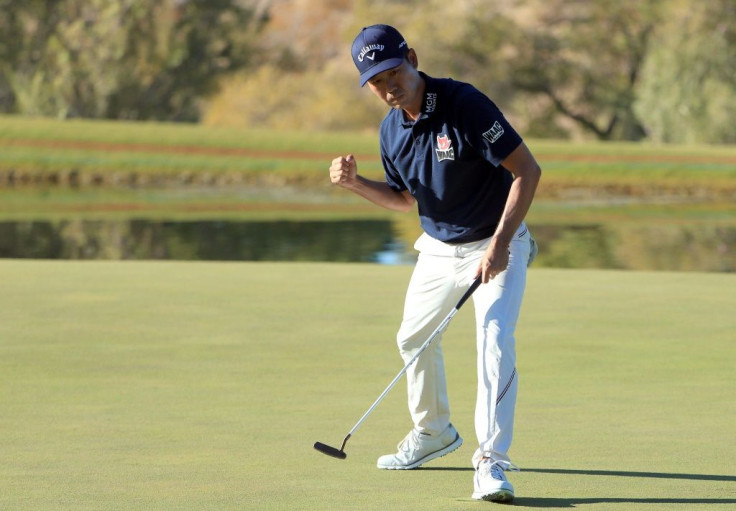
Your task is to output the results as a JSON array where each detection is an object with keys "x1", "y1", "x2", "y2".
[
  {"x1": 478, "y1": 459, "x2": 519, "y2": 481},
  {"x1": 398, "y1": 429, "x2": 423, "y2": 452}
]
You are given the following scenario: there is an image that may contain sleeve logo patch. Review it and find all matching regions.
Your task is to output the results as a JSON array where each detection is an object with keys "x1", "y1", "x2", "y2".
[
  {"x1": 435, "y1": 134, "x2": 455, "y2": 162},
  {"x1": 482, "y1": 121, "x2": 505, "y2": 144}
]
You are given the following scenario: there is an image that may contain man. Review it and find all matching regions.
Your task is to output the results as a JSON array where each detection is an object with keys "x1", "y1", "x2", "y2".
[{"x1": 329, "y1": 24, "x2": 541, "y2": 503}]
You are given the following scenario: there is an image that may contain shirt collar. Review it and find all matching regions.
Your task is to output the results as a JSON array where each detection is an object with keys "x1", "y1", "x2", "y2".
[
  {"x1": 399, "y1": 72, "x2": 438, "y2": 127},
  {"x1": 419, "y1": 73, "x2": 440, "y2": 117}
]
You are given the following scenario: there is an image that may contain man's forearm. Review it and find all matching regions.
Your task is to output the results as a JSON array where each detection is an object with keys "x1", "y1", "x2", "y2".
[
  {"x1": 492, "y1": 174, "x2": 539, "y2": 245},
  {"x1": 346, "y1": 175, "x2": 415, "y2": 213},
  {"x1": 492, "y1": 143, "x2": 542, "y2": 246}
]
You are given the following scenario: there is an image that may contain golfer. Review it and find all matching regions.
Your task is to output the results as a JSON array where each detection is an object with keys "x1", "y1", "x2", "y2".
[{"x1": 329, "y1": 24, "x2": 541, "y2": 503}]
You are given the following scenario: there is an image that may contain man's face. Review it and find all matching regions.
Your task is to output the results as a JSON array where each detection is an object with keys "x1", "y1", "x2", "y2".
[{"x1": 365, "y1": 51, "x2": 423, "y2": 113}]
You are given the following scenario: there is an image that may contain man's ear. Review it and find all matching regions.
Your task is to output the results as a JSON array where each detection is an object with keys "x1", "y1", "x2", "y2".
[{"x1": 407, "y1": 48, "x2": 418, "y2": 69}]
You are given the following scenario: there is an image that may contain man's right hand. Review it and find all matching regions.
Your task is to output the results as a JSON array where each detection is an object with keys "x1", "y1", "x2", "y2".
[
  {"x1": 329, "y1": 154, "x2": 358, "y2": 188},
  {"x1": 328, "y1": 154, "x2": 415, "y2": 213}
]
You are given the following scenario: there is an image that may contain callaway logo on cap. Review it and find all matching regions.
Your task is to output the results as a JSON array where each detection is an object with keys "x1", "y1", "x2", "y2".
[{"x1": 351, "y1": 24, "x2": 408, "y2": 86}]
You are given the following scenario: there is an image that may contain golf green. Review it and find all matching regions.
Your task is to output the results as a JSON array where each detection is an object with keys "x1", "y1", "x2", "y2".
[{"x1": 1, "y1": 261, "x2": 733, "y2": 510}]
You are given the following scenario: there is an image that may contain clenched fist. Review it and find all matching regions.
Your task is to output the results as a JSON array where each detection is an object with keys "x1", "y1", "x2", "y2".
[{"x1": 329, "y1": 154, "x2": 358, "y2": 188}]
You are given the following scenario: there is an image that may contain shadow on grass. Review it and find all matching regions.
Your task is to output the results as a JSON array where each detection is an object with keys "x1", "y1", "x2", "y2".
[
  {"x1": 424, "y1": 466, "x2": 735, "y2": 482},
  {"x1": 523, "y1": 467, "x2": 736, "y2": 482},
  {"x1": 428, "y1": 467, "x2": 736, "y2": 507},
  {"x1": 511, "y1": 497, "x2": 736, "y2": 508}
]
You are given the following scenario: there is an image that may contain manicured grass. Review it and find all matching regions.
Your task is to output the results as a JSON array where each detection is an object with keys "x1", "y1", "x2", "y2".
[
  {"x1": 1, "y1": 261, "x2": 733, "y2": 510},
  {"x1": 0, "y1": 115, "x2": 380, "y2": 153},
  {"x1": 0, "y1": 114, "x2": 734, "y2": 228},
  {"x1": 1, "y1": 115, "x2": 735, "y2": 192}
]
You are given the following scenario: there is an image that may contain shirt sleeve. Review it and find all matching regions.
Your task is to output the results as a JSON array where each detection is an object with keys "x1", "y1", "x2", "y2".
[
  {"x1": 379, "y1": 122, "x2": 408, "y2": 192},
  {"x1": 382, "y1": 154, "x2": 407, "y2": 192},
  {"x1": 456, "y1": 88, "x2": 522, "y2": 167}
]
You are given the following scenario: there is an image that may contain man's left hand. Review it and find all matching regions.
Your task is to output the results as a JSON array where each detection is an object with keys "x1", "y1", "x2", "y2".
[{"x1": 476, "y1": 237, "x2": 509, "y2": 283}]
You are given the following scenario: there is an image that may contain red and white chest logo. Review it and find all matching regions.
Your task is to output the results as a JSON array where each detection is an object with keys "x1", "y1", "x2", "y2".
[{"x1": 435, "y1": 134, "x2": 455, "y2": 162}]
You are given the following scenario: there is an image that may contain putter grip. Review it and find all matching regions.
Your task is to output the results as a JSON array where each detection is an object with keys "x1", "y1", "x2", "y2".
[{"x1": 456, "y1": 276, "x2": 482, "y2": 309}]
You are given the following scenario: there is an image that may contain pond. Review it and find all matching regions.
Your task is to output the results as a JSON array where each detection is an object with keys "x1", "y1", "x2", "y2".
[{"x1": 1, "y1": 218, "x2": 734, "y2": 272}]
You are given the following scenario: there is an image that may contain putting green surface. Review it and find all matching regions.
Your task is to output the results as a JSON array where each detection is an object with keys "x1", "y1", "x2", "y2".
[{"x1": 1, "y1": 261, "x2": 734, "y2": 510}]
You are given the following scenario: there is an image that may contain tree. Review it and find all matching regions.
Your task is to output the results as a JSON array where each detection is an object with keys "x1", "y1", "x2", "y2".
[
  {"x1": 203, "y1": 0, "x2": 389, "y2": 131},
  {"x1": 431, "y1": 0, "x2": 664, "y2": 141},
  {"x1": 197, "y1": 0, "x2": 736, "y2": 143},
  {"x1": 0, "y1": 0, "x2": 265, "y2": 121},
  {"x1": 634, "y1": 0, "x2": 736, "y2": 144}
]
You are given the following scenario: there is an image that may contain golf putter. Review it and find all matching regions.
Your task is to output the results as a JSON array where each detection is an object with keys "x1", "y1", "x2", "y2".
[{"x1": 314, "y1": 275, "x2": 482, "y2": 460}]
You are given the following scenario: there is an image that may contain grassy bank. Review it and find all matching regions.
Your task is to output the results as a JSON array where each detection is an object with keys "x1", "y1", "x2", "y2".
[
  {"x1": 1, "y1": 115, "x2": 735, "y2": 195},
  {"x1": 1, "y1": 261, "x2": 734, "y2": 510}
]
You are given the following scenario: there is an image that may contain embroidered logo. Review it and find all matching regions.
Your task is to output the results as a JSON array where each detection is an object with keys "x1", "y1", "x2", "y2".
[
  {"x1": 435, "y1": 134, "x2": 455, "y2": 162},
  {"x1": 425, "y1": 92, "x2": 438, "y2": 113},
  {"x1": 358, "y1": 44, "x2": 384, "y2": 62},
  {"x1": 482, "y1": 121, "x2": 505, "y2": 144}
]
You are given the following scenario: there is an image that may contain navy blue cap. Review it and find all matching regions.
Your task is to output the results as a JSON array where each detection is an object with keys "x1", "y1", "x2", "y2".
[{"x1": 351, "y1": 24, "x2": 408, "y2": 86}]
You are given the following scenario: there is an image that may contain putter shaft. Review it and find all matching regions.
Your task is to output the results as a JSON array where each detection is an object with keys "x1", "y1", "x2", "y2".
[{"x1": 314, "y1": 276, "x2": 482, "y2": 460}]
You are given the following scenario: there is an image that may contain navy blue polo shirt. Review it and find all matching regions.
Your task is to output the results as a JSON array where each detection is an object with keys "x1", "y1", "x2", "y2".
[{"x1": 379, "y1": 73, "x2": 522, "y2": 243}]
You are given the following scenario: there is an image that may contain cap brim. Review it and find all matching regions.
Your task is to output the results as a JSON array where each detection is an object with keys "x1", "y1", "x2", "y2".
[{"x1": 359, "y1": 58, "x2": 405, "y2": 87}]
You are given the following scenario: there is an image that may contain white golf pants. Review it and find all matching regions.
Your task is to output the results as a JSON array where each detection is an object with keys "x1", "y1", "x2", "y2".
[{"x1": 396, "y1": 223, "x2": 531, "y2": 465}]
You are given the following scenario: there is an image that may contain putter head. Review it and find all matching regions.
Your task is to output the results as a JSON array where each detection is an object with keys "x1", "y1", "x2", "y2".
[{"x1": 314, "y1": 441, "x2": 347, "y2": 460}]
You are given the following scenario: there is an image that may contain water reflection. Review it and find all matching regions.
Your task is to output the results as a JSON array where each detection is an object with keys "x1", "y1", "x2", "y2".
[
  {"x1": 0, "y1": 219, "x2": 411, "y2": 264},
  {"x1": 533, "y1": 224, "x2": 735, "y2": 272},
  {"x1": 0, "y1": 219, "x2": 734, "y2": 271}
]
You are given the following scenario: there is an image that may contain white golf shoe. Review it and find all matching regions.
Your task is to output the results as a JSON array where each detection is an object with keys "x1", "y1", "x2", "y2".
[
  {"x1": 472, "y1": 458, "x2": 515, "y2": 503},
  {"x1": 376, "y1": 423, "x2": 462, "y2": 470}
]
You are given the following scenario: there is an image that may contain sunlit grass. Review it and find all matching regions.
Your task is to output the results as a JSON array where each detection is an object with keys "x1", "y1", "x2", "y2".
[
  {"x1": 1, "y1": 261, "x2": 734, "y2": 510},
  {"x1": 1, "y1": 115, "x2": 734, "y2": 190}
]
